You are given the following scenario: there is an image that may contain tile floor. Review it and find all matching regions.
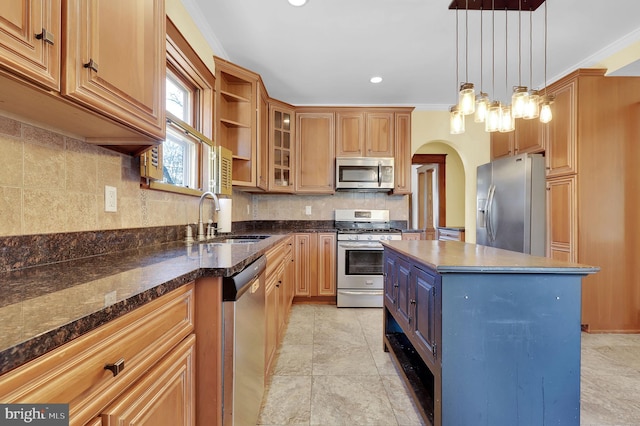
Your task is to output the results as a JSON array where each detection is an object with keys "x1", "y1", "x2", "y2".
[{"x1": 258, "y1": 304, "x2": 640, "y2": 426}]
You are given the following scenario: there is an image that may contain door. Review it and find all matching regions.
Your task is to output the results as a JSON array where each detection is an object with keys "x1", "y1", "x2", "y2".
[
  {"x1": 411, "y1": 266, "x2": 440, "y2": 368},
  {"x1": 0, "y1": 0, "x2": 61, "y2": 90},
  {"x1": 395, "y1": 256, "x2": 411, "y2": 330},
  {"x1": 63, "y1": 0, "x2": 165, "y2": 139},
  {"x1": 417, "y1": 164, "x2": 437, "y2": 240}
]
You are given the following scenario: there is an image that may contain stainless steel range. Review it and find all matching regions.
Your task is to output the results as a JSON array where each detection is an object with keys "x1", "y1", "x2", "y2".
[{"x1": 335, "y1": 209, "x2": 402, "y2": 308}]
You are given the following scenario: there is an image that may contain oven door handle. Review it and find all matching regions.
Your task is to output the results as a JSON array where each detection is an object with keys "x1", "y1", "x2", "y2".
[
  {"x1": 338, "y1": 242, "x2": 383, "y2": 249},
  {"x1": 338, "y1": 290, "x2": 384, "y2": 296}
]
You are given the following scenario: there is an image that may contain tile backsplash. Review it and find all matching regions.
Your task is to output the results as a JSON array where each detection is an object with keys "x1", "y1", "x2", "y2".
[{"x1": 0, "y1": 113, "x2": 408, "y2": 238}]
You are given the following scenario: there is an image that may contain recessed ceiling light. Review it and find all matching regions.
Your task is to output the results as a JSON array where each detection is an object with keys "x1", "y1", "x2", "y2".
[
  {"x1": 370, "y1": 76, "x2": 383, "y2": 84},
  {"x1": 288, "y1": 0, "x2": 307, "y2": 6}
]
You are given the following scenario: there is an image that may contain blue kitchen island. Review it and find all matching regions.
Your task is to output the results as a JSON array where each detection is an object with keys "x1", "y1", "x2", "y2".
[{"x1": 381, "y1": 240, "x2": 599, "y2": 426}]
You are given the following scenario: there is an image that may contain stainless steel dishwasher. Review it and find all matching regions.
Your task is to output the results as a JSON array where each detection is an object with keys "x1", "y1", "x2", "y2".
[{"x1": 221, "y1": 255, "x2": 267, "y2": 426}]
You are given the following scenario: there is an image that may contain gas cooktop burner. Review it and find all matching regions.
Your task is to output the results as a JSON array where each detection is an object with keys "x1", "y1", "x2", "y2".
[{"x1": 336, "y1": 227, "x2": 402, "y2": 234}]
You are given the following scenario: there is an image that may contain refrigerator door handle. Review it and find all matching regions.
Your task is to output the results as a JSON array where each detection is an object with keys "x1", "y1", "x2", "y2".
[{"x1": 486, "y1": 184, "x2": 496, "y2": 242}]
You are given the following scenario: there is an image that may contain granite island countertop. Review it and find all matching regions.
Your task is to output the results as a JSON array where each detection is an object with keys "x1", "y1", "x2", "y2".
[
  {"x1": 382, "y1": 240, "x2": 599, "y2": 274},
  {"x1": 0, "y1": 233, "x2": 289, "y2": 375}
]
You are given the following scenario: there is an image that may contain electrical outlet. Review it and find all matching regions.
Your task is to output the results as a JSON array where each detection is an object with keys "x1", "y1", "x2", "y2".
[
  {"x1": 105, "y1": 186, "x2": 117, "y2": 212},
  {"x1": 305, "y1": 205, "x2": 312, "y2": 215}
]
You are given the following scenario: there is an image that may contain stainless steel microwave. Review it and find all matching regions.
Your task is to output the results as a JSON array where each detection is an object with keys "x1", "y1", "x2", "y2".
[{"x1": 335, "y1": 157, "x2": 394, "y2": 190}]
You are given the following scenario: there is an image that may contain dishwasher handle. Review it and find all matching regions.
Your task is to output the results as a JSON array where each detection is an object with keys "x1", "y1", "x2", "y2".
[{"x1": 222, "y1": 255, "x2": 267, "y2": 301}]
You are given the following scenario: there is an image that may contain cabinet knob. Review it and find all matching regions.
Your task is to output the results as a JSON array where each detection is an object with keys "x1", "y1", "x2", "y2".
[
  {"x1": 104, "y1": 358, "x2": 125, "y2": 377},
  {"x1": 84, "y1": 59, "x2": 99, "y2": 72},
  {"x1": 410, "y1": 299, "x2": 416, "y2": 304},
  {"x1": 35, "y1": 28, "x2": 55, "y2": 45}
]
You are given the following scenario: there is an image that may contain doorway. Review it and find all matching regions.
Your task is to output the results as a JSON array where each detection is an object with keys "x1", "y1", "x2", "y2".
[{"x1": 411, "y1": 154, "x2": 447, "y2": 240}]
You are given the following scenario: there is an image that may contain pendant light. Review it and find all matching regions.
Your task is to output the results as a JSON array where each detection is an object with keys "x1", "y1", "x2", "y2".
[
  {"x1": 450, "y1": 7, "x2": 466, "y2": 134},
  {"x1": 450, "y1": 105, "x2": 465, "y2": 134},
  {"x1": 539, "y1": 0, "x2": 554, "y2": 123},
  {"x1": 475, "y1": 7, "x2": 489, "y2": 123},
  {"x1": 523, "y1": 6, "x2": 540, "y2": 119},
  {"x1": 500, "y1": 7, "x2": 515, "y2": 132},
  {"x1": 485, "y1": 0, "x2": 501, "y2": 133},
  {"x1": 511, "y1": 0, "x2": 529, "y2": 118},
  {"x1": 458, "y1": 0, "x2": 475, "y2": 115}
]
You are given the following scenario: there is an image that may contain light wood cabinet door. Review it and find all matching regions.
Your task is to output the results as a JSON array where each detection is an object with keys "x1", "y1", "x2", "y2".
[
  {"x1": 100, "y1": 335, "x2": 195, "y2": 426},
  {"x1": 296, "y1": 111, "x2": 335, "y2": 193},
  {"x1": 294, "y1": 233, "x2": 313, "y2": 297},
  {"x1": 546, "y1": 176, "x2": 577, "y2": 262},
  {"x1": 336, "y1": 111, "x2": 365, "y2": 156},
  {"x1": 257, "y1": 80, "x2": 269, "y2": 190},
  {"x1": 546, "y1": 81, "x2": 576, "y2": 177},
  {"x1": 490, "y1": 131, "x2": 514, "y2": 160},
  {"x1": 0, "y1": 0, "x2": 60, "y2": 90},
  {"x1": 264, "y1": 275, "x2": 278, "y2": 377},
  {"x1": 268, "y1": 101, "x2": 295, "y2": 192},
  {"x1": 515, "y1": 117, "x2": 546, "y2": 155},
  {"x1": 366, "y1": 112, "x2": 394, "y2": 157},
  {"x1": 63, "y1": 0, "x2": 165, "y2": 140},
  {"x1": 317, "y1": 233, "x2": 336, "y2": 297},
  {"x1": 393, "y1": 112, "x2": 412, "y2": 194}
]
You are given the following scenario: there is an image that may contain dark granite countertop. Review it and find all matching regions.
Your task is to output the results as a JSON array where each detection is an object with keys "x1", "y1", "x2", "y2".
[{"x1": 0, "y1": 233, "x2": 288, "y2": 375}]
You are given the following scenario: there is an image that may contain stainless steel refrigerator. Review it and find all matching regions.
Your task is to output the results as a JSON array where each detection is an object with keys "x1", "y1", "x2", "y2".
[{"x1": 476, "y1": 153, "x2": 546, "y2": 255}]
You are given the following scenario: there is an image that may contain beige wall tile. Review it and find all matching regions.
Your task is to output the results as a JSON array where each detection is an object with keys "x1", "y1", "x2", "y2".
[
  {"x1": 66, "y1": 138, "x2": 97, "y2": 194},
  {"x1": 0, "y1": 115, "x2": 21, "y2": 138},
  {"x1": 23, "y1": 188, "x2": 67, "y2": 234},
  {"x1": 0, "y1": 187, "x2": 22, "y2": 235},
  {"x1": 0, "y1": 135, "x2": 23, "y2": 186},
  {"x1": 23, "y1": 124, "x2": 64, "y2": 149},
  {"x1": 65, "y1": 192, "x2": 98, "y2": 232},
  {"x1": 23, "y1": 139, "x2": 66, "y2": 189}
]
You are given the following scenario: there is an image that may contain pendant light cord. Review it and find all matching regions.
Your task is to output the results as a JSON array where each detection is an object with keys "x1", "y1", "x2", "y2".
[
  {"x1": 465, "y1": 0, "x2": 469, "y2": 83},
  {"x1": 455, "y1": 6, "x2": 459, "y2": 93}
]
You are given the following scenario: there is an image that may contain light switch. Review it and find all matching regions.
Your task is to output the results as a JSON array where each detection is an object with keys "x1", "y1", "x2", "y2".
[{"x1": 105, "y1": 186, "x2": 117, "y2": 212}]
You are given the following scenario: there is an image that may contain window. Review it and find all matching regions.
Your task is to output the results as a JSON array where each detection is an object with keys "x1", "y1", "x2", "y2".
[{"x1": 140, "y1": 18, "x2": 216, "y2": 196}]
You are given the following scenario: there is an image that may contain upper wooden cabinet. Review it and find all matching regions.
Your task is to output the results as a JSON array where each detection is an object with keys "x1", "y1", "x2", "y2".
[
  {"x1": 268, "y1": 99, "x2": 296, "y2": 193},
  {"x1": 295, "y1": 109, "x2": 335, "y2": 194},
  {"x1": 490, "y1": 118, "x2": 546, "y2": 160},
  {"x1": 393, "y1": 111, "x2": 413, "y2": 194},
  {"x1": 256, "y1": 79, "x2": 269, "y2": 190},
  {"x1": 214, "y1": 56, "x2": 259, "y2": 187},
  {"x1": 0, "y1": 0, "x2": 61, "y2": 90},
  {"x1": 63, "y1": 0, "x2": 166, "y2": 140},
  {"x1": 336, "y1": 109, "x2": 394, "y2": 157},
  {"x1": 545, "y1": 80, "x2": 576, "y2": 177}
]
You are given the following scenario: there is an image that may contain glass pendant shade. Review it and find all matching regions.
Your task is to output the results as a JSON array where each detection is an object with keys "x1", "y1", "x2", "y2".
[
  {"x1": 450, "y1": 105, "x2": 465, "y2": 134},
  {"x1": 485, "y1": 101, "x2": 502, "y2": 133},
  {"x1": 540, "y1": 101, "x2": 552, "y2": 123},
  {"x1": 511, "y1": 86, "x2": 529, "y2": 118},
  {"x1": 458, "y1": 83, "x2": 476, "y2": 115},
  {"x1": 474, "y1": 92, "x2": 489, "y2": 123},
  {"x1": 499, "y1": 105, "x2": 515, "y2": 132},
  {"x1": 523, "y1": 90, "x2": 540, "y2": 119}
]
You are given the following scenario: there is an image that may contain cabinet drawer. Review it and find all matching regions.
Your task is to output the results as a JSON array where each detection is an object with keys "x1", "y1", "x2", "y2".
[
  {"x1": 0, "y1": 283, "x2": 195, "y2": 425},
  {"x1": 437, "y1": 228, "x2": 465, "y2": 242}
]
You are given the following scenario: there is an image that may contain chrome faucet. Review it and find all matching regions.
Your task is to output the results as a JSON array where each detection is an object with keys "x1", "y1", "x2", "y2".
[{"x1": 197, "y1": 191, "x2": 221, "y2": 241}]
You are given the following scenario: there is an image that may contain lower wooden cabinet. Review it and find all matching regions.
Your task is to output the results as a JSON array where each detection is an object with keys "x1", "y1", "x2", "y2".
[
  {"x1": 0, "y1": 284, "x2": 195, "y2": 426},
  {"x1": 546, "y1": 175, "x2": 577, "y2": 262},
  {"x1": 293, "y1": 232, "x2": 336, "y2": 301},
  {"x1": 436, "y1": 227, "x2": 465, "y2": 242},
  {"x1": 99, "y1": 335, "x2": 195, "y2": 426}
]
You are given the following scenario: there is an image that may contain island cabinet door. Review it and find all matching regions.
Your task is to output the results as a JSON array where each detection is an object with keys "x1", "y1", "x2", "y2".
[
  {"x1": 411, "y1": 266, "x2": 441, "y2": 368},
  {"x1": 383, "y1": 252, "x2": 397, "y2": 307},
  {"x1": 395, "y1": 256, "x2": 412, "y2": 330}
]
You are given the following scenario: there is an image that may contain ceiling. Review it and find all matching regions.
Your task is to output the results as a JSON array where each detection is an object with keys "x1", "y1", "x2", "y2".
[{"x1": 182, "y1": 0, "x2": 640, "y2": 109}]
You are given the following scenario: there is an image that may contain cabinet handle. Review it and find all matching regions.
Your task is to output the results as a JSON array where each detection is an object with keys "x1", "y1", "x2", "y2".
[
  {"x1": 84, "y1": 59, "x2": 99, "y2": 72},
  {"x1": 410, "y1": 299, "x2": 416, "y2": 304},
  {"x1": 276, "y1": 280, "x2": 281, "y2": 288},
  {"x1": 35, "y1": 28, "x2": 55, "y2": 45},
  {"x1": 104, "y1": 358, "x2": 125, "y2": 377}
]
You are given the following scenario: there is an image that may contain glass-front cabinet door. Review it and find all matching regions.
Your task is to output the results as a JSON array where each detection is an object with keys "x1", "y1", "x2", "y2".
[{"x1": 269, "y1": 101, "x2": 295, "y2": 192}]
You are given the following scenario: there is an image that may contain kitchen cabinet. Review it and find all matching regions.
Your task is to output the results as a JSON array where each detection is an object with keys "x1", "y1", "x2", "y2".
[
  {"x1": 0, "y1": 0, "x2": 165, "y2": 154},
  {"x1": 257, "y1": 79, "x2": 270, "y2": 190},
  {"x1": 546, "y1": 176, "x2": 577, "y2": 262},
  {"x1": 268, "y1": 99, "x2": 296, "y2": 192},
  {"x1": 393, "y1": 111, "x2": 413, "y2": 194},
  {"x1": 383, "y1": 241, "x2": 596, "y2": 426},
  {"x1": 214, "y1": 56, "x2": 259, "y2": 187},
  {"x1": 336, "y1": 109, "x2": 394, "y2": 157},
  {"x1": 265, "y1": 236, "x2": 294, "y2": 376},
  {"x1": 63, "y1": 0, "x2": 165, "y2": 140},
  {"x1": 0, "y1": 0, "x2": 61, "y2": 90},
  {"x1": 293, "y1": 232, "x2": 336, "y2": 302},
  {"x1": 490, "y1": 118, "x2": 546, "y2": 160},
  {"x1": 546, "y1": 80, "x2": 576, "y2": 177},
  {"x1": 545, "y1": 68, "x2": 640, "y2": 332},
  {"x1": 401, "y1": 232, "x2": 422, "y2": 241},
  {"x1": 0, "y1": 284, "x2": 195, "y2": 426},
  {"x1": 436, "y1": 227, "x2": 465, "y2": 242},
  {"x1": 295, "y1": 109, "x2": 335, "y2": 193}
]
